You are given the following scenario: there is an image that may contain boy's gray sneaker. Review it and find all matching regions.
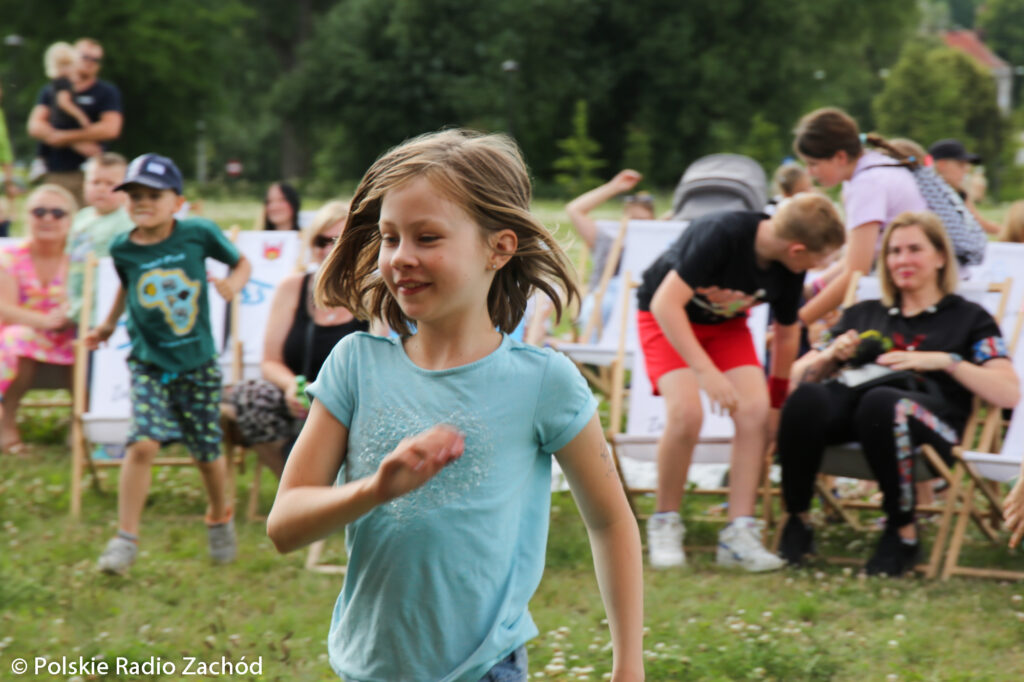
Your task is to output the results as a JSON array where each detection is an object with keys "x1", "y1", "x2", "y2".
[
  {"x1": 207, "y1": 518, "x2": 237, "y2": 564},
  {"x1": 97, "y1": 536, "x2": 138, "y2": 575}
]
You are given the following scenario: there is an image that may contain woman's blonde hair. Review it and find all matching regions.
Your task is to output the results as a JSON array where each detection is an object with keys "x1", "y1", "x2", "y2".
[
  {"x1": 27, "y1": 183, "x2": 78, "y2": 215},
  {"x1": 316, "y1": 129, "x2": 579, "y2": 334},
  {"x1": 1000, "y1": 200, "x2": 1024, "y2": 244},
  {"x1": 878, "y1": 211, "x2": 959, "y2": 307},
  {"x1": 44, "y1": 41, "x2": 76, "y2": 79},
  {"x1": 305, "y1": 200, "x2": 349, "y2": 246}
]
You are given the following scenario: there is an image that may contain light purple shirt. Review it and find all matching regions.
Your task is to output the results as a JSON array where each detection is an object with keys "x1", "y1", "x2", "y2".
[{"x1": 842, "y1": 151, "x2": 926, "y2": 232}]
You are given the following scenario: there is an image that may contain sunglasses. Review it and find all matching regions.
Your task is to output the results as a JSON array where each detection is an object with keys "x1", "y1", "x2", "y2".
[
  {"x1": 312, "y1": 235, "x2": 338, "y2": 248},
  {"x1": 30, "y1": 207, "x2": 69, "y2": 219},
  {"x1": 80, "y1": 55, "x2": 103, "y2": 63}
]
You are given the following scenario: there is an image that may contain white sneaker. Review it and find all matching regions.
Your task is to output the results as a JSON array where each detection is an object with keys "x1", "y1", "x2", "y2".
[
  {"x1": 647, "y1": 512, "x2": 686, "y2": 568},
  {"x1": 717, "y1": 520, "x2": 785, "y2": 572}
]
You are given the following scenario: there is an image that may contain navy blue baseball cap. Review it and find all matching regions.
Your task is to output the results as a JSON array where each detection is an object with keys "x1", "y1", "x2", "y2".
[{"x1": 116, "y1": 153, "x2": 184, "y2": 194}]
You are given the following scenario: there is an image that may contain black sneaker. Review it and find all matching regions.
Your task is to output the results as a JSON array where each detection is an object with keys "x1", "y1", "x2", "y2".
[
  {"x1": 777, "y1": 515, "x2": 815, "y2": 566},
  {"x1": 864, "y1": 527, "x2": 920, "y2": 577}
]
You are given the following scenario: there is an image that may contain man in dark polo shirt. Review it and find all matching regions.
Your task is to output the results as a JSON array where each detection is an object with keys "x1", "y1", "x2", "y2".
[{"x1": 27, "y1": 38, "x2": 123, "y2": 205}]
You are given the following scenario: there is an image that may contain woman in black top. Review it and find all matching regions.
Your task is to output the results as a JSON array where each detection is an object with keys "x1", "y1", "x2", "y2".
[
  {"x1": 222, "y1": 201, "x2": 368, "y2": 476},
  {"x1": 777, "y1": 211, "x2": 1019, "y2": 575}
]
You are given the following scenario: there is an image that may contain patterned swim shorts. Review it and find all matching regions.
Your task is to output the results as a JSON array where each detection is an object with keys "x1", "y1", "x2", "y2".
[{"x1": 126, "y1": 357, "x2": 223, "y2": 462}]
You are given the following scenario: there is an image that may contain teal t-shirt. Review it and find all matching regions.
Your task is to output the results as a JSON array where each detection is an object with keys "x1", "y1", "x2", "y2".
[
  {"x1": 308, "y1": 333, "x2": 597, "y2": 682},
  {"x1": 66, "y1": 206, "x2": 134, "y2": 324},
  {"x1": 109, "y1": 217, "x2": 240, "y2": 372}
]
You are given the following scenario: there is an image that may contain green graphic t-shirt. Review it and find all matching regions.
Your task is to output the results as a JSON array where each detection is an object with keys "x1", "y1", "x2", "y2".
[{"x1": 110, "y1": 217, "x2": 240, "y2": 372}]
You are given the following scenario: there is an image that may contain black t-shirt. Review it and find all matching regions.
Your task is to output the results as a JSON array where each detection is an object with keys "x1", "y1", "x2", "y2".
[
  {"x1": 824, "y1": 295, "x2": 1007, "y2": 428},
  {"x1": 636, "y1": 211, "x2": 803, "y2": 325},
  {"x1": 48, "y1": 77, "x2": 77, "y2": 129},
  {"x1": 282, "y1": 274, "x2": 369, "y2": 378},
  {"x1": 36, "y1": 78, "x2": 122, "y2": 172}
]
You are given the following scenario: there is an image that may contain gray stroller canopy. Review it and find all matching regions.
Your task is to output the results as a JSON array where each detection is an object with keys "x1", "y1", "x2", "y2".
[{"x1": 671, "y1": 153, "x2": 768, "y2": 221}]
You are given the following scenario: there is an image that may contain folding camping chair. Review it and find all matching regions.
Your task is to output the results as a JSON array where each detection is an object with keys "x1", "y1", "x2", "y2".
[
  {"x1": 215, "y1": 230, "x2": 303, "y2": 521},
  {"x1": 934, "y1": 296, "x2": 1024, "y2": 581},
  {"x1": 553, "y1": 220, "x2": 689, "y2": 396},
  {"x1": 776, "y1": 271, "x2": 1012, "y2": 576},
  {"x1": 0, "y1": 236, "x2": 74, "y2": 417}
]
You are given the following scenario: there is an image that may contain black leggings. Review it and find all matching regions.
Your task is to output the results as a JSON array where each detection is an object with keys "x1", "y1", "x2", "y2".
[{"x1": 777, "y1": 382, "x2": 961, "y2": 528}]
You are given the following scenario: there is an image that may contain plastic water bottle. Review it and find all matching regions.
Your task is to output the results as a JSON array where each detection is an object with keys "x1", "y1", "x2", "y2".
[{"x1": 294, "y1": 375, "x2": 311, "y2": 408}]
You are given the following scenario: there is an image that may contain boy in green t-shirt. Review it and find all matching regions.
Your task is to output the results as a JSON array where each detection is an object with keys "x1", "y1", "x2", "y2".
[
  {"x1": 65, "y1": 152, "x2": 134, "y2": 325},
  {"x1": 84, "y1": 153, "x2": 252, "y2": 576}
]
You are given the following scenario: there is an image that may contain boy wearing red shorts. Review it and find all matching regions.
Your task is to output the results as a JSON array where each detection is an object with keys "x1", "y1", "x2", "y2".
[{"x1": 638, "y1": 193, "x2": 844, "y2": 571}]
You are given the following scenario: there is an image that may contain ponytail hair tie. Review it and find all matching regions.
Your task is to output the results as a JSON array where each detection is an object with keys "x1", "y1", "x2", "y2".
[{"x1": 859, "y1": 133, "x2": 867, "y2": 143}]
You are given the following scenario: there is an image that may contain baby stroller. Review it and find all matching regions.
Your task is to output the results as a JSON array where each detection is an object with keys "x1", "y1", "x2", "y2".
[{"x1": 671, "y1": 153, "x2": 768, "y2": 220}]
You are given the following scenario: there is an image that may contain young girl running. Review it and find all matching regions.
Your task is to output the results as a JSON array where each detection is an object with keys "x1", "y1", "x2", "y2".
[{"x1": 266, "y1": 130, "x2": 644, "y2": 682}]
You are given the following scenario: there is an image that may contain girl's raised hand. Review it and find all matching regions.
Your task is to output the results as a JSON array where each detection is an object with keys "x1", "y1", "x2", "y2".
[{"x1": 373, "y1": 425, "x2": 465, "y2": 502}]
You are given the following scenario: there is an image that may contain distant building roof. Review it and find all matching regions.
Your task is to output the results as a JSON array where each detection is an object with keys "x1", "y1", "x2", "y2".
[{"x1": 942, "y1": 30, "x2": 1009, "y2": 71}]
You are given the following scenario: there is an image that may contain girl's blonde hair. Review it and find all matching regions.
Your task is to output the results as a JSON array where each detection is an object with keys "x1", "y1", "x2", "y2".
[
  {"x1": 878, "y1": 211, "x2": 959, "y2": 307},
  {"x1": 27, "y1": 183, "x2": 79, "y2": 215},
  {"x1": 317, "y1": 129, "x2": 579, "y2": 334},
  {"x1": 1001, "y1": 200, "x2": 1024, "y2": 244},
  {"x1": 44, "y1": 41, "x2": 76, "y2": 79}
]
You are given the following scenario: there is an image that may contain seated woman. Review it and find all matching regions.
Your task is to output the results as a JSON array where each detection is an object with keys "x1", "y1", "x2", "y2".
[
  {"x1": 0, "y1": 184, "x2": 77, "y2": 454},
  {"x1": 222, "y1": 201, "x2": 368, "y2": 476},
  {"x1": 262, "y1": 182, "x2": 301, "y2": 231},
  {"x1": 776, "y1": 211, "x2": 1019, "y2": 575}
]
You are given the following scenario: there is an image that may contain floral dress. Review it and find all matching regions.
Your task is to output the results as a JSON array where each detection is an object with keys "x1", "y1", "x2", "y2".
[{"x1": 0, "y1": 241, "x2": 75, "y2": 397}]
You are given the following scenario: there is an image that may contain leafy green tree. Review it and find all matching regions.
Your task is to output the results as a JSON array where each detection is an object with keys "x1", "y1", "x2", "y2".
[
  {"x1": 873, "y1": 40, "x2": 1007, "y2": 187},
  {"x1": 553, "y1": 100, "x2": 605, "y2": 197},
  {"x1": 977, "y1": 0, "x2": 1024, "y2": 77},
  {"x1": 621, "y1": 125, "x2": 652, "y2": 185}
]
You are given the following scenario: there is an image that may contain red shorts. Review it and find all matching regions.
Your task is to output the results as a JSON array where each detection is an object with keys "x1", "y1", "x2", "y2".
[{"x1": 637, "y1": 310, "x2": 760, "y2": 395}]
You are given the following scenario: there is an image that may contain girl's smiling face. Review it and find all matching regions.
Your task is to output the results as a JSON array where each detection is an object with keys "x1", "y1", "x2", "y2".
[{"x1": 378, "y1": 176, "x2": 510, "y2": 329}]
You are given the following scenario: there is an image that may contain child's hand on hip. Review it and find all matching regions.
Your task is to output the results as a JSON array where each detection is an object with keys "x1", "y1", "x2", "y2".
[
  {"x1": 211, "y1": 277, "x2": 236, "y2": 301},
  {"x1": 373, "y1": 425, "x2": 465, "y2": 502}
]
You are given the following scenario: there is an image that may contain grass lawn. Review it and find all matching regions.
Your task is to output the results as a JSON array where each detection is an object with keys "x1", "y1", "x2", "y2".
[
  {"x1": 2, "y1": 425, "x2": 1024, "y2": 681},
  {"x1": 2, "y1": 196, "x2": 1024, "y2": 680}
]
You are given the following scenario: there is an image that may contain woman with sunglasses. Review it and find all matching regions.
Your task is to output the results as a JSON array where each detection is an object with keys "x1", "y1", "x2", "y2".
[
  {"x1": 222, "y1": 201, "x2": 369, "y2": 477},
  {"x1": 0, "y1": 184, "x2": 77, "y2": 454}
]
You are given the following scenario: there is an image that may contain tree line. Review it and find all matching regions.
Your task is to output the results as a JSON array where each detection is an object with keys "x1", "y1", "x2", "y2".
[{"x1": 0, "y1": 0, "x2": 1019, "y2": 196}]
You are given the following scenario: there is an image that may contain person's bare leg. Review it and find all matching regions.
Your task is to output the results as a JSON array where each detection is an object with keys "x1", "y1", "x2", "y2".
[
  {"x1": 118, "y1": 439, "x2": 160, "y2": 535},
  {"x1": 252, "y1": 442, "x2": 286, "y2": 479},
  {"x1": 654, "y1": 369, "x2": 703, "y2": 513},
  {"x1": 723, "y1": 365, "x2": 771, "y2": 520},
  {"x1": 1, "y1": 357, "x2": 37, "y2": 449},
  {"x1": 195, "y1": 455, "x2": 230, "y2": 522}
]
